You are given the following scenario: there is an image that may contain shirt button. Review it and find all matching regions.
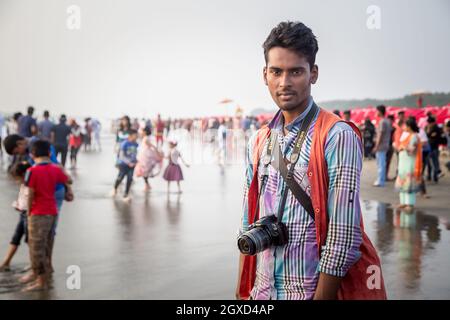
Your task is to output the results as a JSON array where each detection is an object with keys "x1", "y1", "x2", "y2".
[
  {"x1": 315, "y1": 208, "x2": 320, "y2": 213},
  {"x1": 308, "y1": 172, "x2": 313, "y2": 177}
]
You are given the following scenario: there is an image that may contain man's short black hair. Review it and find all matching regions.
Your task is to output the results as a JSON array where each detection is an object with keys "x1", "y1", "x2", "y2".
[
  {"x1": 27, "y1": 106, "x2": 34, "y2": 115},
  {"x1": 398, "y1": 111, "x2": 405, "y2": 116},
  {"x1": 343, "y1": 110, "x2": 351, "y2": 116},
  {"x1": 263, "y1": 21, "x2": 319, "y2": 69},
  {"x1": 43, "y1": 110, "x2": 50, "y2": 118},
  {"x1": 3, "y1": 134, "x2": 25, "y2": 155},
  {"x1": 31, "y1": 140, "x2": 51, "y2": 157},
  {"x1": 376, "y1": 105, "x2": 386, "y2": 116}
]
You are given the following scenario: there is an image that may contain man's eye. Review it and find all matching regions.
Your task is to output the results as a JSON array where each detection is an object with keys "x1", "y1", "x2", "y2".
[
  {"x1": 292, "y1": 70, "x2": 302, "y2": 75},
  {"x1": 271, "y1": 70, "x2": 281, "y2": 76}
]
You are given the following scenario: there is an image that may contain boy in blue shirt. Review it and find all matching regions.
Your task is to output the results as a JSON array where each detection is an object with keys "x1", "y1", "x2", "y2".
[{"x1": 112, "y1": 129, "x2": 138, "y2": 202}]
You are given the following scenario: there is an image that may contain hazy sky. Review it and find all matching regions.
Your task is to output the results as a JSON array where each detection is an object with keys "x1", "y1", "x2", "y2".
[{"x1": 0, "y1": 0, "x2": 449, "y2": 118}]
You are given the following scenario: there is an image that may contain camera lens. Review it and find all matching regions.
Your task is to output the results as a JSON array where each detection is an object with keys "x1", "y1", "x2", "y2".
[{"x1": 238, "y1": 235, "x2": 256, "y2": 255}]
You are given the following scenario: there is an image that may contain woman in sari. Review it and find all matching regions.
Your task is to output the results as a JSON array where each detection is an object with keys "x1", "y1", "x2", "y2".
[{"x1": 395, "y1": 117, "x2": 422, "y2": 211}]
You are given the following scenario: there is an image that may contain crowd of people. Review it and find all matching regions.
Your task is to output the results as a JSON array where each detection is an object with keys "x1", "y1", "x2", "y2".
[
  {"x1": 0, "y1": 106, "x2": 102, "y2": 169},
  {"x1": 0, "y1": 105, "x2": 97, "y2": 291},
  {"x1": 0, "y1": 103, "x2": 449, "y2": 293},
  {"x1": 111, "y1": 114, "x2": 191, "y2": 202},
  {"x1": 337, "y1": 105, "x2": 450, "y2": 211}
]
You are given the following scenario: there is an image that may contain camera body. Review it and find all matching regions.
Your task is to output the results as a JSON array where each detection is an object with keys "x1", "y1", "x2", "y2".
[{"x1": 237, "y1": 215, "x2": 288, "y2": 256}]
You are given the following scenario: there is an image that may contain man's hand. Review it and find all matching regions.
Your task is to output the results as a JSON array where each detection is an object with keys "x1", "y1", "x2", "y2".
[{"x1": 313, "y1": 272, "x2": 343, "y2": 300}]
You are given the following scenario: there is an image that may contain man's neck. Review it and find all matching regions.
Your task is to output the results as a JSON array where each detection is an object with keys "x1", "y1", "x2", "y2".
[
  {"x1": 282, "y1": 98, "x2": 310, "y2": 125},
  {"x1": 281, "y1": 97, "x2": 311, "y2": 134},
  {"x1": 34, "y1": 157, "x2": 50, "y2": 164}
]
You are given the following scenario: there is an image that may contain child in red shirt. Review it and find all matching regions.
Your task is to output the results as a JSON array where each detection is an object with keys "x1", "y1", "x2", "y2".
[{"x1": 20, "y1": 140, "x2": 72, "y2": 291}]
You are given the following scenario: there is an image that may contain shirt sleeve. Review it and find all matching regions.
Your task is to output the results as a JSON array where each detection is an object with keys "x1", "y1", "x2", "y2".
[
  {"x1": 239, "y1": 131, "x2": 257, "y2": 235},
  {"x1": 56, "y1": 166, "x2": 69, "y2": 185},
  {"x1": 318, "y1": 123, "x2": 363, "y2": 277},
  {"x1": 24, "y1": 168, "x2": 35, "y2": 189},
  {"x1": 50, "y1": 145, "x2": 59, "y2": 164}
]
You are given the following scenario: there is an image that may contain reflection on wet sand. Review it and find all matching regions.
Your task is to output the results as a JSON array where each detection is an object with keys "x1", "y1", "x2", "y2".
[{"x1": 363, "y1": 200, "x2": 450, "y2": 299}]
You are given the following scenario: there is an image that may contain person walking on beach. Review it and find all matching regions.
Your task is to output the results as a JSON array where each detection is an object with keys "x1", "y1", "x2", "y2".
[
  {"x1": 51, "y1": 115, "x2": 71, "y2": 167},
  {"x1": 69, "y1": 119, "x2": 83, "y2": 169},
  {"x1": 91, "y1": 118, "x2": 102, "y2": 151},
  {"x1": 236, "y1": 21, "x2": 385, "y2": 300},
  {"x1": 83, "y1": 118, "x2": 93, "y2": 152},
  {"x1": 373, "y1": 105, "x2": 392, "y2": 187},
  {"x1": 18, "y1": 106, "x2": 37, "y2": 138},
  {"x1": 37, "y1": 111, "x2": 54, "y2": 142},
  {"x1": 135, "y1": 127, "x2": 163, "y2": 191},
  {"x1": 395, "y1": 117, "x2": 422, "y2": 212},
  {"x1": 163, "y1": 140, "x2": 189, "y2": 193},
  {"x1": 112, "y1": 129, "x2": 139, "y2": 202},
  {"x1": 425, "y1": 116, "x2": 444, "y2": 183},
  {"x1": 417, "y1": 125, "x2": 430, "y2": 198},
  {"x1": 386, "y1": 115, "x2": 396, "y2": 180}
]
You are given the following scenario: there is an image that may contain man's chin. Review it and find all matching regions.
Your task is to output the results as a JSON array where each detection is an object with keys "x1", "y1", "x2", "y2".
[{"x1": 277, "y1": 102, "x2": 299, "y2": 111}]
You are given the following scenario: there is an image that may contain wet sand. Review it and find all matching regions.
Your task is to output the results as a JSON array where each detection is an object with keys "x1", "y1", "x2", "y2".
[{"x1": 0, "y1": 134, "x2": 449, "y2": 299}]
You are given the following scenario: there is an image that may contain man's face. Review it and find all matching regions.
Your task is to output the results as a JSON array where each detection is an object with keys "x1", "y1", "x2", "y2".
[
  {"x1": 13, "y1": 140, "x2": 27, "y2": 155},
  {"x1": 263, "y1": 47, "x2": 318, "y2": 111}
]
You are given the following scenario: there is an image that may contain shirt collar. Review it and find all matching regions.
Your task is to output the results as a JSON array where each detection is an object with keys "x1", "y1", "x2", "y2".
[{"x1": 268, "y1": 96, "x2": 314, "y2": 132}]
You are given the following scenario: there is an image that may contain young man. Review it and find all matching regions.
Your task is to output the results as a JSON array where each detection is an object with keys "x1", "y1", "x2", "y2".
[
  {"x1": 51, "y1": 115, "x2": 72, "y2": 167},
  {"x1": 21, "y1": 140, "x2": 72, "y2": 291},
  {"x1": 112, "y1": 129, "x2": 138, "y2": 202},
  {"x1": 425, "y1": 115, "x2": 444, "y2": 182},
  {"x1": 386, "y1": 115, "x2": 396, "y2": 180},
  {"x1": 37, "y1": 110, "x2": 54, "y2": 141},
  {"x1": 18, "y1": 106, "x2": 37, "y2": 138},
  {"x1": 236, "y1": 21, "x2": 385, "y2": 300},
  {"x1": 373, "y1": 105, "x2": 392, "y2": 187}
]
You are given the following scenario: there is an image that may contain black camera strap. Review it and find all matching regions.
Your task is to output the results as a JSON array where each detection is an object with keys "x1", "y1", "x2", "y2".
[
  {"x1": 273, "y1": 103, "x2": 318, "y2": 221},
  {"x1": 256, "y1": 125, "x2": 278, "y2": 199}
]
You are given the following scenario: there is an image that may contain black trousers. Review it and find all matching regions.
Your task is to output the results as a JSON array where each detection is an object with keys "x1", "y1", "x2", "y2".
[
  {"x1": 114, "y1": 164, "x2": 135, "y2": 196},
  {"x1": 54, "y1": 144, "x2": 68, "y2": 167}
]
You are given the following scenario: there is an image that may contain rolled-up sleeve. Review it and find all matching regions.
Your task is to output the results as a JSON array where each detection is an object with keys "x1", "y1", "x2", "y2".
[{"x1": 318, "y1": 123, "x2": 363, "y2": 277}]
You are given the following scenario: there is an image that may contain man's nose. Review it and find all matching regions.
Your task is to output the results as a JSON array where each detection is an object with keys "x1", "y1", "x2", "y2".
[{"x1": 278, "y1": 72, "x2": 292, "y2": 87}]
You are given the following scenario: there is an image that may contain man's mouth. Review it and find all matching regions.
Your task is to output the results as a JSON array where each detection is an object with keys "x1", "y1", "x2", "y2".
[
  {"x1": 278, "y1": 92, "x2": 296, "y2": 100},
  {"x1": 277, "y1": 92, "x2": 296, "y2": 97}
]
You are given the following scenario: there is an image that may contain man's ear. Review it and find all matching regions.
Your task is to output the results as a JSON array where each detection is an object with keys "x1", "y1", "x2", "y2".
[
  {"x1": 310, "y1": 64, "x2": 319, "y2": 84},
  {"x1": 263, "y1": 66, "x2": 268, "y2": 86}
]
